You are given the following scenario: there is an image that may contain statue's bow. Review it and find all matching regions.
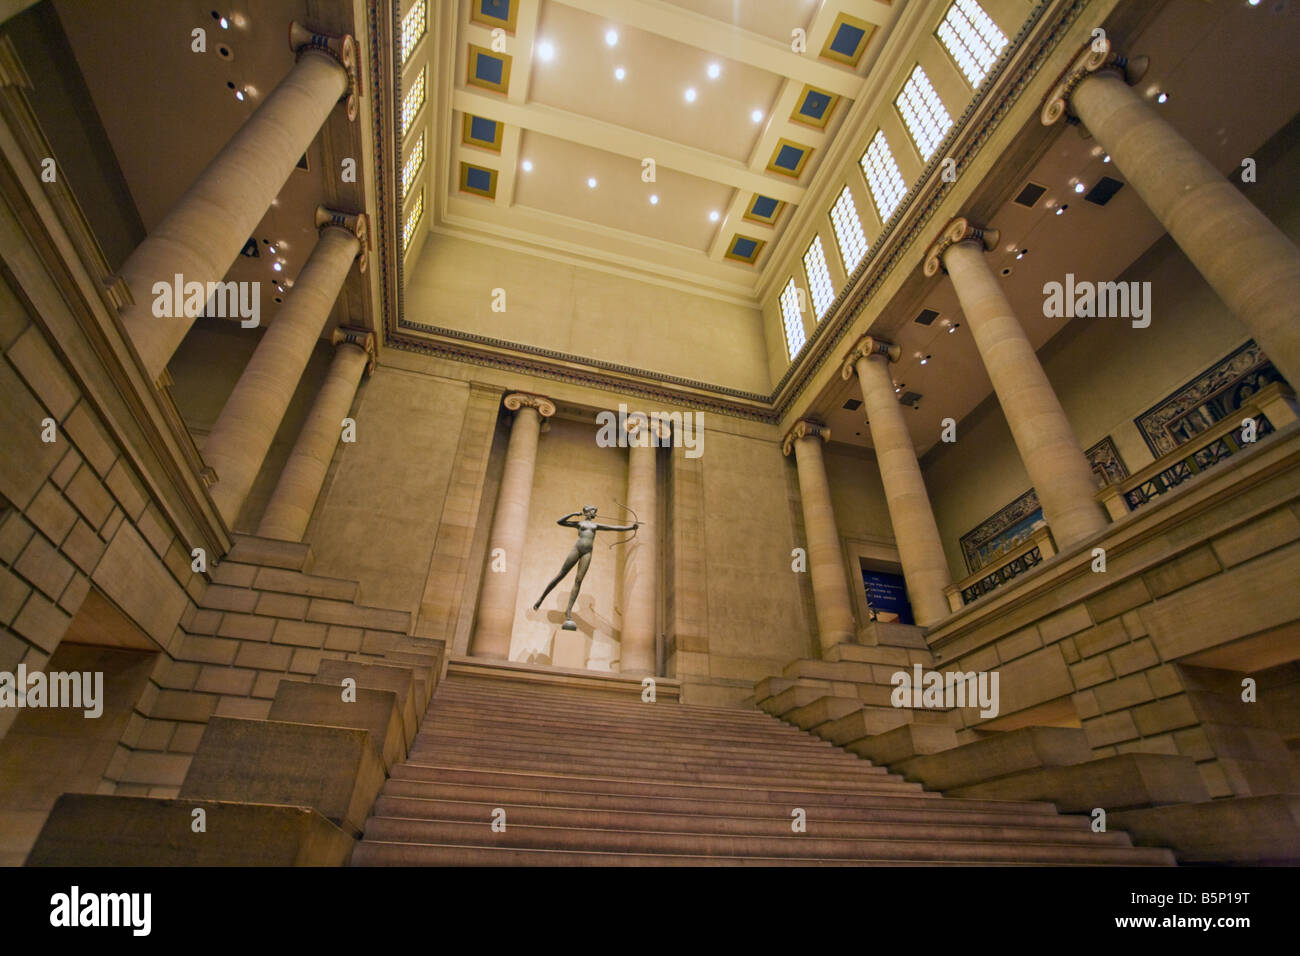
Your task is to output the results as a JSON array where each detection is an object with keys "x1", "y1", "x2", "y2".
[{"x1": 605, "y1": 499, "x2": 639, "y2": 549}]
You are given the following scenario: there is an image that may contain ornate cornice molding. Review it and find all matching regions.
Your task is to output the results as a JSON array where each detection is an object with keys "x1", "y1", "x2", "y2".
[
  {"x1": 289, "y1": 21, "x2": 361, "y2": 121},
  {"x1": 315, "y1": 205, "x2": 369, "y2": 272},
  {"x1": 1040, "y1": 34, "x2": 1149, "y2": 127},
  {"x1": 840, "y1": 334, "x2": 900, "y2": 380},
  {"x1": 923, "y1": 217, "x2": 1001, "y2": 277},
  {"x1": 503, "y1": 391, "x2": 557, "y2": 420},
  {"x1": 332, "y1": 325, "x2": 376, "y2": 374},
  {"x1": 782, "y1": 420, "x2": 830, "y2": 457}
]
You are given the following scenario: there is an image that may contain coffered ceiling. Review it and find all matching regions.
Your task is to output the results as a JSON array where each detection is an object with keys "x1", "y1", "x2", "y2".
[{"x1": 410, "y1": 0, "x2": 909, "y2": 298}]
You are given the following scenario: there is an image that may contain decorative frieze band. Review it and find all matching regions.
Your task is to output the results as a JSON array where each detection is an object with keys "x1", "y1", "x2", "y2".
[
  {"x1": 782, "y1": 420, "x2": 830, "y2": 457},
  {"x1": 289, "y1": 21, "x2": 361, "y2": 121},
  {"x1": 1040, "y1": 34, "x2": 1149, "y2": 127},
  {"x1": 923, "y1": 217, "x2": 1001, "y2": 278}
]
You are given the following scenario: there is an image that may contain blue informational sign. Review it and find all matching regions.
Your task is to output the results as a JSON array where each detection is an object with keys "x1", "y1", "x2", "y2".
[{"x1": 862, "y1": 569, "x2": 913, "y2": 625}]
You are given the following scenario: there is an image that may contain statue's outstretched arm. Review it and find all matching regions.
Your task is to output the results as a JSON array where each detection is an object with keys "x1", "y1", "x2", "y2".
[{"x1": 594, "y1": 521, "x2": 639, "y2": 532}]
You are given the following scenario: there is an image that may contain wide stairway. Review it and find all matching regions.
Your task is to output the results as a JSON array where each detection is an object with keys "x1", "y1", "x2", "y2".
[{"x1": 351, "y1": 671, "x2": 1174, "y2": 865}]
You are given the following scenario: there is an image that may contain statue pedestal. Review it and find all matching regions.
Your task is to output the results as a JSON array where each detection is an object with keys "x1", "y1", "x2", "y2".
[{"x1": 551, "y1": 627, "x2": 587, "y2": 670}]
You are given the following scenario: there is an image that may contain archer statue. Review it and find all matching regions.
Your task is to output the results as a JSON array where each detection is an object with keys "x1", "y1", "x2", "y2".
[{"x1": 532, "y1": 504, "x2": 639, "y2": 631}]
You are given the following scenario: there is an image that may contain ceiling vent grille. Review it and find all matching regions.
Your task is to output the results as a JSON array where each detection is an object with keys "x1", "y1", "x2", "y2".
[
  {"x1": 1013, "y1": 182, "x2": 1046, "y2": 207},
  {"x1": 914, "y1": 308, "x2": 939, "y2": 326},
  {"x1": 842, "y1": 398, "x2": 862, "y2": 411},
  {"x1": 1084, "y1": 176, "x2": 1124, "y2": 206},
  {"x1": 898, "y1": 391, "x2": 922, "y2": 408}
]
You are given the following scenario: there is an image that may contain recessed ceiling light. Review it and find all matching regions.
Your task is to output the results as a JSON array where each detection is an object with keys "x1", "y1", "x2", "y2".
[
  {"x1": 1074, "y1": 182, "x2": 1086, "y2": 193},
  {"x1": 1156, "y1": 91, "x2": 1169, "y2": 104},
  {"x1": 614, "y1": 66, "x2": 626, "y2": 81},
  {"x1": 919, "y1": 355, "x2": 931, "y2": 366},
  {"x1": 708, "y1": 210, "x2": 720, "y2": 222},
  {"x1": 649, "y1": 194, "x2": 659, "y2": 205},
  {"x1": 1015, "y1": 248, "x2": 1028, "y2": 259},
  {"x1": 587, "y1": 177, "x2": 597, "y2": 188},
  {"x1": 219, "y1": 15, "x2": 229, "y2": 30},
  {"x1": 605, "y1": 29, "x2": 618, "y2": 47},
  {"x1": 751, "y1": 109, "x2": 763, "y2": 123},
  {"x1": 537, "y1": 40, "x2": 555, "y2": 62},
  {"x1": 272, "y1": 261, "x2": 282, "y2": 272},
  {"x1": 707, "y1": 62, "x2": 721, "y2": 79},
  {"x1": 1055, "y1": 204, "x2": 1068, "y2": 215},
  {"x1": 521, "y1": 159, "x2": 533, "y2": 172},
  {"x1": 947, "y1": 323, "x2": 960, "y2": 333},
  {"x1": 684, "y1": 87, "x2": 696, "y2": 103},
  {"x1": 234, "y1": 87, "x2": 245, "y2": 101},
  {"x1": 267, "y1": 245, "x2": 276, "y2": 255},
  {"x1": 1102, "y1": 154, "x2": 1112, "y2": 163}
]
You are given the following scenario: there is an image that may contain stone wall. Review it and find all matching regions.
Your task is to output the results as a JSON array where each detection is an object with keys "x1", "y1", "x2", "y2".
[
  {"x1": 406, "y1": 232, "x2": 773, "y2": 395},
  {"x1": 927, "y1": 425, "x2": 1300, "y2": 799}
]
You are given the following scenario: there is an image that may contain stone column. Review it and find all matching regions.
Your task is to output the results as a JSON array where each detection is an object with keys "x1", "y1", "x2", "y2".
[
  {"x1": 783, "y1": 421, "x2": 855, "y2": 653},
  {"x1": 1042, "y1": 36, "x2": 1300, "y2": 386},
  {"x1": 840, "y1": 335, "x2": 951, "y2": 626},
  {"x1": 204, "y1": 208, "x2": 366, "y2": 526},
  {"x1": 257, "y1": 328, "x2": 373, "y2": 542},
  {"x1": 118, "y1": 23, "x2": 359, "y2": 380},
  {"x1": 620, "y1": 413, "x2": 668, "y2": 676},
  {"x1": 471, "y1": 393, "x2": 556, "y2": 660},
  {"x1": 926, "y1": 218, "x2": 1109, "y2": 550}
]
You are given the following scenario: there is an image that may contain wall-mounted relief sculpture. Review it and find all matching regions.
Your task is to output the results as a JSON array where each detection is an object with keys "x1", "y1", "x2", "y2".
[
  {"x1": 959, "y1": 437, "x2": 1128, "y2": 574},
  {"x1": 1134, "y1": 339, "x2": 1285, "y2": 457}
]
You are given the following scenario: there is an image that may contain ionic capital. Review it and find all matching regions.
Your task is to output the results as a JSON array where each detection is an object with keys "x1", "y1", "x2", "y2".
[
  {"x1": 840, "y1": 334, "x2": 901, "y2": 381},
  {"x1": 315, "y1": 206, "x2": 369, "y2": 272},
  {"x1": 923, "y1": 217, "x2": 1001, "y2": 277},
  {"x1": 331, "y1": 326, "x2": 375, "y2": 374},
  {"x1": 624, "y1": 411, "x2": 672, "y2": 442},
  {"x1": 504, "y1": 392, "x2": 557, "y2": 420},
  {"x1": 782, "y1": 420, "x2": 830, "y2": 457},
  {"x1": 289, "y1": 21, "x2": 361, "y2": 122},
  {"x1": 1040, "y1": 34, "x2": 1149, "y2": 127}
]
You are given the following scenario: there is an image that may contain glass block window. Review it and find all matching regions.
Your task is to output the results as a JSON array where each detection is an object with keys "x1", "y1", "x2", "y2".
[
  {"x1": 860, "y1": 130, "x2": 907, "y2": 222},
  {"x1": 402, "y1": 131, "x2": 425, "y2": 200},
  {"x1": 780, "y1": 278, "x2": 806, "y2": 359},
  {"x1": 937, "y1": 0, "x2": 1008, "y2": 88},
  {"x1": 802, "y1": 236, "x2": 835, "y2": 321},
  {"x1": 403, "y1": 188, "x2": 424, "y2": 250},
  {"x1": 829, "y1": 185, "x2": 869, "y2": 273},
  {"x1": 401, "y1": 67, "x2": 426, "y2": 139},
  {"x1": 896, "y1": 65, "x2": 952, "y2": 161},
  {"x1": 402, "y1": 0, "x2": 427, "y2": 65}
]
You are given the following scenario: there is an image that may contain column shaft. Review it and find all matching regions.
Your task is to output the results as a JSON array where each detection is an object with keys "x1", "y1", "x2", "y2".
[
  {"x1": 787, "y1": 427, "x2": 856, "y2": 652},
  {"x1": 1072, "y1": 71, "x2": 1300, "y2": 386},
  {"x1": 119, "y1": 51, "x2": 348, "y2": 378},
  {"x1": 204, "y1": 225, "x2": 359, "y2": 525},
  {"x1": 853, "y1": 353, "x2": 951, "y2": 625},
  {"x1": 472, "y1": 403, "x2": 545, "y2": 660},
  {"x1": 256, "y1": 341, "x2": 368, "y2": 541},
  {"x1": 620, "y1": 430, "x2": 658, "y2": 676},
  {"x1": 944, "y1": 240, "x2": 1108, "y2": 549}
]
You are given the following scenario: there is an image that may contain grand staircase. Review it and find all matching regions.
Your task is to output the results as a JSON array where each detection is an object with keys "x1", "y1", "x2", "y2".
[{"x1": 351, "y1": 667, "x2": 1174, "y2": 865}]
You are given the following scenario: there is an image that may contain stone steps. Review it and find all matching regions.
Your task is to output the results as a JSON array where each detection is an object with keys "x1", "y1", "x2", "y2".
[{"x1": 352, "y1": 671, "x2": 1175, "y2": 866}]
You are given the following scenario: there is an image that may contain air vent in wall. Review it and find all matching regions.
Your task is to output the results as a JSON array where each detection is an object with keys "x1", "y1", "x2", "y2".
[
  {"x1": 898, "y1": 391, "x2": 922, "y2": 408},
  {"x1": 842, "y1": 398, "x2": 862, "y2": 411},
  {"x1": 914, "y1": 308, "x2": 939, "y2": 326},
  {"x1": 1084, "y1": 176, "x2": 1124, "y2": 206},
  {"x1": 240, "y1": 238, "x2": 259, "y2": 258},
  {"x1": 296, "y1": 152, "x2": 310, "y2": 171},
  {"x1": 1013, "y1": 182, "x2": 1047, "y2": 207}
]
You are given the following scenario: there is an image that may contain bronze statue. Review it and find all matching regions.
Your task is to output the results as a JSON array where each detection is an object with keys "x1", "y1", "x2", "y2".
[{"x1": 532, "y1": 505, "x2": 638, "y2": 630}]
